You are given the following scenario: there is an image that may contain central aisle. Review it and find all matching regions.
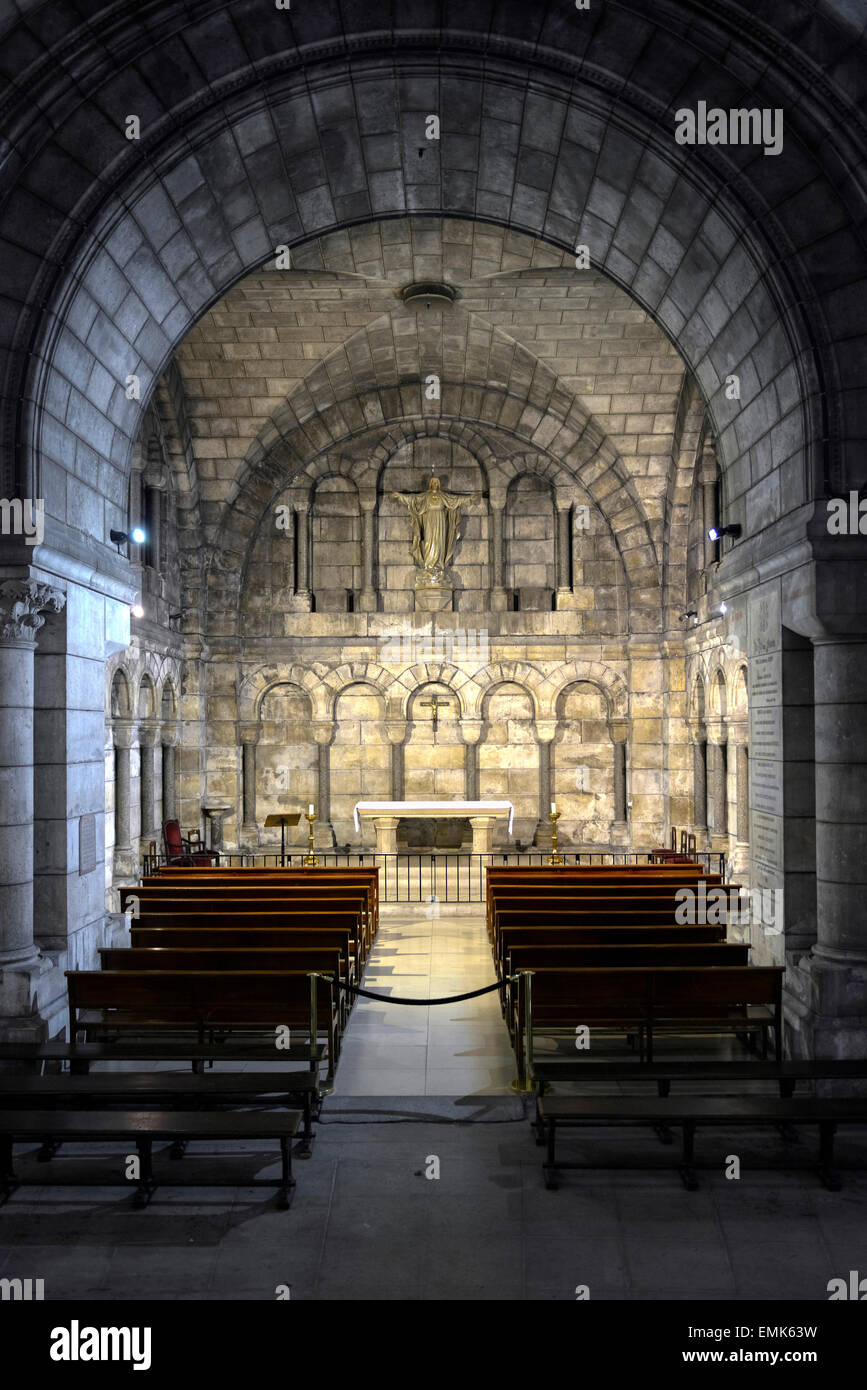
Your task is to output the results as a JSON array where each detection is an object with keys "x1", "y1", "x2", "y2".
[{"x1": 332, "y1": 907, "x2": 517, "y2": 1095}]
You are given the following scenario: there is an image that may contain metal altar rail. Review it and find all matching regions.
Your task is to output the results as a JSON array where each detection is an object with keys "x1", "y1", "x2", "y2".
[{"x1": 139, "y1": 850, "x2": 728, "y2": 902}]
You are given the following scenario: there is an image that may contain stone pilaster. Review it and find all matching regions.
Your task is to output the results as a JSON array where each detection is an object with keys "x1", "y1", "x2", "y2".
[
  {"x1": 161, "y1": 724, "x2": 178, "y2": 825},
  {"x1": 534, "y1": 719, "x2": 557, "y2": 846},
  {"x1": 112, "y1": 720, "x2": 135, "y2": 877},
  {"x1": 488, "y1": 494, "x2": 508, "y2": 611},
  {"x1": 385, "y1": 721, "x2": 407, "y2": 803},
  {"x1": 0, "y1": 579, "x2": 65, "y2": 968},
  {"x1": 554, "y1": 494, "x2": 572, "y2": 605},
  {"x1": 239, "y1": 722, "x2": 260, "y2": 846},
  {"x1": 312, "y1": 720, "x2": 335, "y2": 847}
]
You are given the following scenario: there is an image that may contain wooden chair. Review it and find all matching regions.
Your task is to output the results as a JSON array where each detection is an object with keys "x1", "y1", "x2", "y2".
[{"x1": 161, "y1": 819, "x2": 219, "y2": 867}]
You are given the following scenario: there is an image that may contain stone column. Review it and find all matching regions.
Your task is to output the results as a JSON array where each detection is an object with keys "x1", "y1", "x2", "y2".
[
  {"x1": 0, "y1": 579, "x2": 65, "y2": 966},
  {"x1": 372, "y1": 816, "x2": 400, "y2": 855},
  {"x1": 460, "y1": 719, "x2": 483, "y2": 802},
  {"x1": 293, "y1": 501, "x2": 312, "y2": 611},
  {"x1": 813, "y1": 640, "x2": 867, "y2": 961},
  {"x1": 113, "y1": 722, "x2": 133, "y2": 869},
  {"x1": 735, "y1": 739, "x2": 749, "y2": 844},
  {"x1": 692, "y1": 736, "x2": 708, "y2": 831},
  {"x1": 145, "y1": 485, "x2": 161, "y2": 571},
  {"x1": 386, "y1": 722, "x2": 406, "y2": 803},
  {"x1": 469, "y1": 816, "x2": 496, "y2": 854},
  {"x1": 138, "y1": 722, "x2": 158, "y2": 844},
  {"x1": 358, "y1": 495, "x2": 378, "y2": 612},
  {"x1": 534, "y1": 719, "x2": 557, "y2": 846},
  {"x1": 489, "y1": 493, "x2": 508, "y2": 611},
  {"x1": 555, "y1": 495, "x2": 572, "y2": 604},
  {"x1": 613, "y1": 742, "x2": 627, "y2": 823},
  {"x1": 312, "y1": 720, "x2": 335, "y2": 847},
  {"x1": 161, "y1": 726, "x2": 178, "y2": 824},
  {"x1": 239, "y1": 723, "x2": 259, "y2": 841},
  {"x1": 707, "y1": 730, "x2": 728, "y2": 839}
]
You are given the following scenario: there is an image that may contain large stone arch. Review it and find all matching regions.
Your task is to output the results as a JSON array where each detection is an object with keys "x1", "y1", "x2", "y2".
[
  {"x1": 2, "y1": 2, "x2": 858, "y2": 591},
  {"x1": 470, "y1": 662, "x2": 546, "y2": 721}
]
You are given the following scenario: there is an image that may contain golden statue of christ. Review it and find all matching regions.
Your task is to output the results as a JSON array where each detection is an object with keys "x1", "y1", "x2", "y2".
[{"x1": 391, "y1": 476, "x2": 479, "y2": 586}]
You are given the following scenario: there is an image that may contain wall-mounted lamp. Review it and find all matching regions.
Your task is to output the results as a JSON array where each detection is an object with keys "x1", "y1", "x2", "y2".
[
  {"x1": 110, "y1": 526, "x2": 146, "y2": 554},
  {"x1": 718, "y1": 601, "x2": 728, "y2": 616},
  {"x1": 707, "y1": 524, "x2": 741, "y2": 542},
  {"x1": 131, "y1": 602, "x2": 144, "y2": 620},
  {"x1": 680, "y1": 610, "x2": 698, "y2": 624}
]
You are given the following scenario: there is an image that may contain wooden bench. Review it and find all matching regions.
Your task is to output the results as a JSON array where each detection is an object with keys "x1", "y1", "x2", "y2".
[
  {"x1": 493, "y1": 911, "x2": 730, "y2": 973},
  {"x1": 100, "y1": 945, "x2": 351, "y2": 1027},
  {"x1": 536, "y1": 1094, "x2": 867, "y2": 1191},
  {"x1": 0, "y1": 1109, "x2": 302, "y2": 1208},
  {"x1": 121, "y1": 902, "x2": 368, "y2": 969},
  {"x1": 0, "y1": 1069, "x2": 320, "y2": 1158},
  {"x1": 129, "y1": 926, "x2": 356, "y2": 983},
  {"x1": 154, "y1": 866, "x2": 379, "y2": 920},
  {"x1": 122, "y1": 889, "x2": 372, "y2": 956},
  {"x1": 66, "y1": 969, "x2": 341, "y2": 1083},
  {"x1": 512, "y1": 965, "x2": 784, "y2": 1079},
  {"x1": 149, "y1": 869, "x2": 379, "y2": 933}
]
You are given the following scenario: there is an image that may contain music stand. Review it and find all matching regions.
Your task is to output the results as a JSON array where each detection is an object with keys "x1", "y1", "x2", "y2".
[{"x1": 264, "y1": 812, "x2": 302, "y2": 867}]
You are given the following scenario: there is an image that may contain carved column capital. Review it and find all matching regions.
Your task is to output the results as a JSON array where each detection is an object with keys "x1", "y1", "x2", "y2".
[
  {"x1": 385, "y1": 721, "x2": 407, "y2": 746},
  {"x1": 160, "y1": 723, "x2": 180, "y2": 748},
  {"x1": 0, "y1": 579, "x2": 65, "y2": 645},
  {"x1": 535, "y1": 719, "x2": 558, "y2": 744},
  {"x1": 706, "y1": 719, "x2": 728, "y2": 746},
  {"x1": 459, "y1": 719, "x2": 484, "y2": 746},
  {"x1": 113, "y1": 720, "x2": 134, "y2": 750},
  {"x1": 311, "y1": 719, "x2": 335, "y2": 747},
  {"x1": 138, "y1": 721, "x2": 160, "y2": 748},
  {"x1": 238, "y1": 721, "x2": 260, "y2": 746},
  {"x1": 608, "y1": 718, "x2": 630, "y2": 744}
]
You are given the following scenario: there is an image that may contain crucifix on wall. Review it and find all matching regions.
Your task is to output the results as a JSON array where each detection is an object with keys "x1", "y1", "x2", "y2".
[{"x1": 420, "y1": 693, "x2": 452, "y2": 737}]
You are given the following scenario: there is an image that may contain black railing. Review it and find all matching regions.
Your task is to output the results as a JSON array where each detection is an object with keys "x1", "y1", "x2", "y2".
[{"x1": 138, "y1": 849, "x2": 728, "y2": 902}]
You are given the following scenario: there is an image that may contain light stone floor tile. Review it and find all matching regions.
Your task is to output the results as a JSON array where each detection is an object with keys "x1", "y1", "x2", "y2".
[{"x1": 333, "y1": 906, "x2": 515, "y2": 1096}]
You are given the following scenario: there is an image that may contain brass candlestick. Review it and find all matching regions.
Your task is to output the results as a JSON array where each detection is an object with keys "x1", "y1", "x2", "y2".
[
  {"x1": 303, "y1": 811, "x2": 319, "y2": 866},
  {"x1": 547, "y1": 810, "x2": 564, "y2": 866}
]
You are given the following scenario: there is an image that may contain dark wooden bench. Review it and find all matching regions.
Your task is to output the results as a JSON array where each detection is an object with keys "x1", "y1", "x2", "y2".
[
  {"x1": 0, "y1": 1109, "x2": 302, "y2": 1208},
  {"x1": 132, "y1": 883, "x2": 374, "y2": 945},
  {"x1": 129, "y1": 926, "x2": 356, "y2": 983},
  {"x1": 0, "y1": 1069, "x2": 319, "y2": 1157},
  {"x1": 512, "y1": 965, "x2": 784, "y2": 1079},
  {"x1": 153, "y1": 867, "x2": 379, "y2": 929},
  {"x1": 496, "y1": 922, "x2": 726, "y2": 978},
  {"x1": 121, "y1": 891, "x2": 371, "y2": 959},
  {"x1": 493, "y1": 910, "x2": 730, "y2": 969},
  {"x1": 66, "y1": 969, "x2": 341, "y2": 1083},
  {"x1": 537, "y1": 1094, "x2": 867, "y2": 1191},
  {"x1": 0, "y1": 1040, "x2": 326, "y2": 1073},
  {"x1": 123, "y1": 906, "x2": 367, "y2": 970}
]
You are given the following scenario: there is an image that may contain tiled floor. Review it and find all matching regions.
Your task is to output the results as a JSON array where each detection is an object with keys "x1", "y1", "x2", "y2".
[{"x1": 333, "y1": 906, "x2": 517, "y2": 1095}]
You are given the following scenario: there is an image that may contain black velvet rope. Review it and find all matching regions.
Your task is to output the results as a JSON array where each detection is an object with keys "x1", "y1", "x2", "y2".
[{"x1": 328, "y1": 976, "x2": 515, "y2": 1006}]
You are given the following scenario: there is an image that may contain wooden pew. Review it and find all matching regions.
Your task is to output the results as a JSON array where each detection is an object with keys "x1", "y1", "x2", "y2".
[
  {"x1": 512, "y1": 965, "x2": 784, "y2": 1079},
  {"x1": 0, "y1": 1109, "x2": 301, "y2": 1208},
  {"x1": 122, "y1": 886, "x2": 372, "y2": 953},
  {"x1": 492, "y1": 907, "x2": 731, "y2": 973},
  {"x1": 129, "y1": 925, "x2": 355, "y2": 983},
  {"x1": 152, "y1": 867, "x2": 379, "y2": 930},
  {"x1": 496, "y1": 921, "x2": 727, "y2": 980},
  {"x1": 66, "y1": 969, "x2": 341, "y2": 1083},
  {"x1": 125, "y1": 909, "x2": 364, "y2": 977}
]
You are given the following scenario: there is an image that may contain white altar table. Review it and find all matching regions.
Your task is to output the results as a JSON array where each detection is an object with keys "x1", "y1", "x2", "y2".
[{"x1": 353, "y1": 800, "x2": 514, "y2": 854}]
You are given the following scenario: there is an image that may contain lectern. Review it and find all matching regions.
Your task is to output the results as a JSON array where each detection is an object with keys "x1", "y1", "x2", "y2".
[{"x1": 264, "y1": 812, "x2": 302, "y2": 866}]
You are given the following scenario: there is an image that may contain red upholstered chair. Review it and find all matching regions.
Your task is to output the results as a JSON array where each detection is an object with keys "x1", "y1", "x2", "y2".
[{"x1": 161, "y1": 819, "x2": 219, "y2": 867}]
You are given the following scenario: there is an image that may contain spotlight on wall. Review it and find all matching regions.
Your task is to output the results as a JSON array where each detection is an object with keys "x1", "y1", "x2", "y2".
[
  {"x1": 718, "y1": 601, "x2": 728, "y2": 616},
  {"x1": 110, "y1": 526, "x2": 147, "y2": 554},
  {"x1": 707, "y1": 524, "x2": 741, "y2": 542},
  {"x1": 680, "y1": 609, "x2": 698, "y2": 624},
  {"x1": 131, "y1": 603, "x2": 144, "y2": 619}
]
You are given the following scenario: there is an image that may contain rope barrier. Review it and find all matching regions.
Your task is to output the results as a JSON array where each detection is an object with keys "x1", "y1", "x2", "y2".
[{"x1": 322, "y1": 974, "x2": 517, "y2": 1007}]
